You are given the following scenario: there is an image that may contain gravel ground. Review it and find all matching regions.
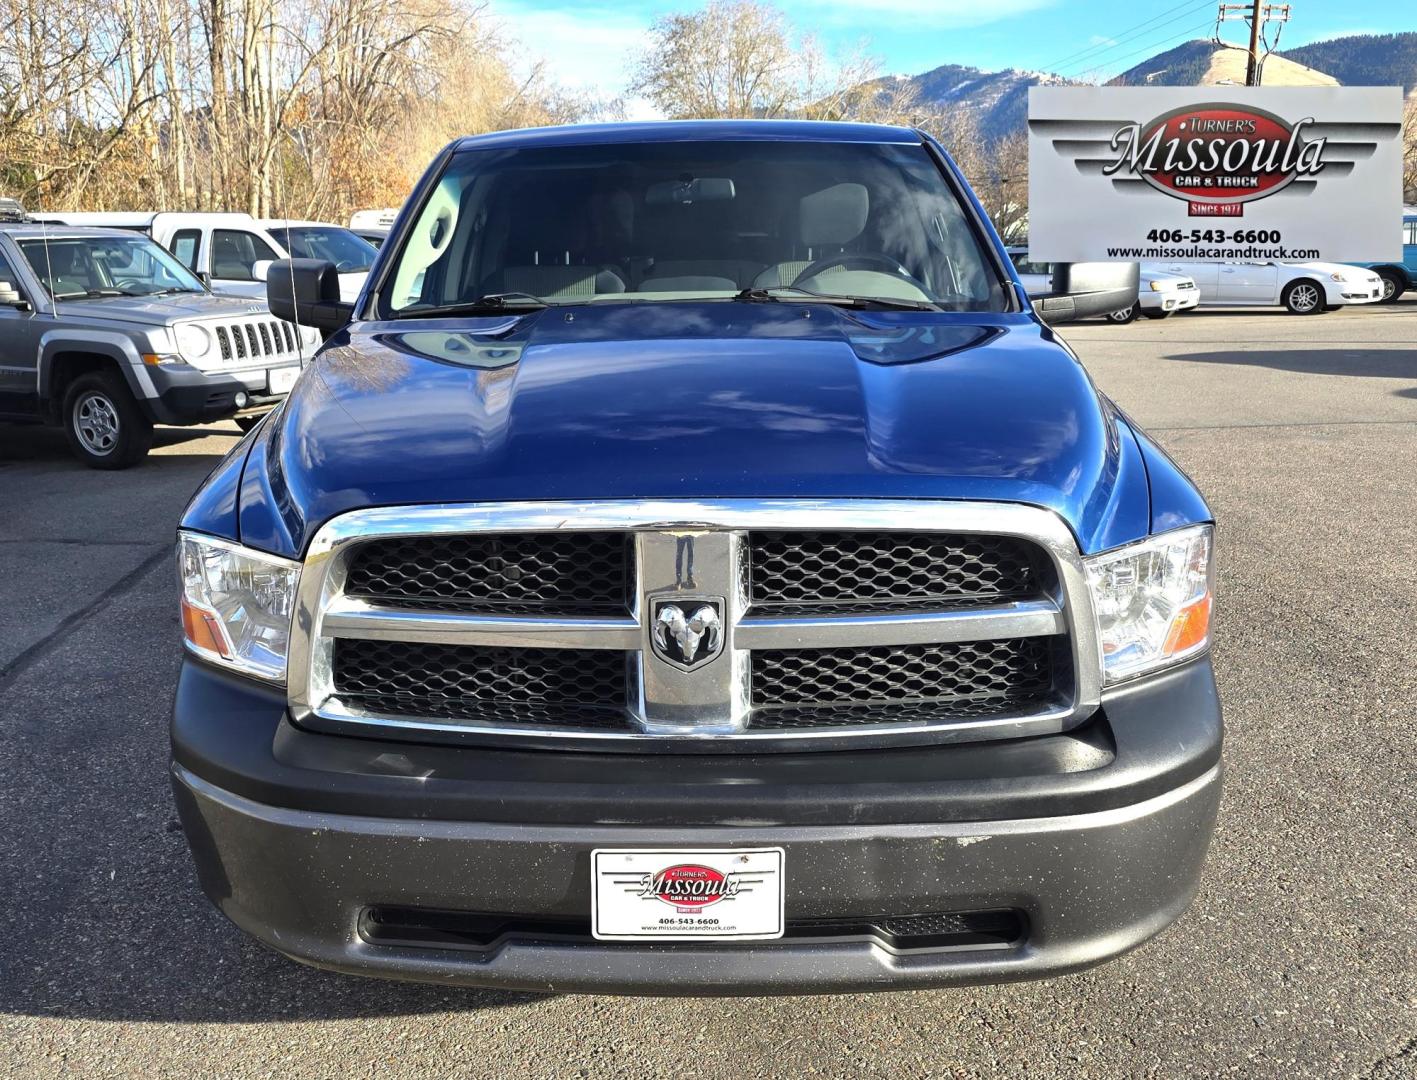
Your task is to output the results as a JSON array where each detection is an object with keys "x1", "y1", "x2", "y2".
[{"x1": 0, "y1": 299, "x2": 1413, "y2": 1078}]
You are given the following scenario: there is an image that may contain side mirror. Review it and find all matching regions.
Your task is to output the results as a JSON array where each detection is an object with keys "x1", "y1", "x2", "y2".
[
  {"x1": 266, "y1": 258, "x2": 353, "y2": 334},
  {"x1": 1031, "y1": 262, "x2": 1140, "y2": 325},
  {"x1": 250, "y1": 259, "x2": 274, "y2": 284}
]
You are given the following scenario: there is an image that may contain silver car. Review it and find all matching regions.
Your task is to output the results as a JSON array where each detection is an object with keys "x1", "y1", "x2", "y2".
[{"x1": 0, "y1": 218, "x2": 314, "y2": 467}]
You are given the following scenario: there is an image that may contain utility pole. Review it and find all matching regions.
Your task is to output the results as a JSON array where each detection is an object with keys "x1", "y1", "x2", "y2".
[
  {"x1": 1216, "y1": 2, "x2": 1293, "y2": 85},
  {"x1": 1244, "y1": 0, "x2": 1263, "y2": 86}
]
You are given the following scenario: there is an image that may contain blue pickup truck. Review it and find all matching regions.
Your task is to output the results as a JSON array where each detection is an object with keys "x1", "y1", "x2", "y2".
[
  {"x1": 171, "y1": 120, "x2": 1221, "y2": 995},
  {"x1": 1354, "y1": 207, "x2": 1417, "y2": 301}
]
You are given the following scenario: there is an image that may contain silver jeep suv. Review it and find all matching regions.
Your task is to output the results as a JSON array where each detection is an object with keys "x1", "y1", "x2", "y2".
[{"x1": 0, "y1": 215, "x2": 315, "y2": 468}]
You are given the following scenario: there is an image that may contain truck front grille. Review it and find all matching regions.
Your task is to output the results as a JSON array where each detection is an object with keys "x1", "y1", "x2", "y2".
[
  {"x1": 748, "y1": 531, "x2": 1040, "y2": 614},
  {"x1": 751, "y1": 638, "x2": 1054, "y2": 708},
  {"x1": 333, "y1": 639, "x2": 630, "y2": 729},
  {"x1": 291, "y1": 501, "x2": 1099, "y2": 751},
  {"x1": 344, "y1": 532, "x2": 633, "y2": 615}
]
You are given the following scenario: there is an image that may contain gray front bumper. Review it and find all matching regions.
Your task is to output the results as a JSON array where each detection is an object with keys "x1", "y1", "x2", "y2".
[{"x1": 172, "y1": 760, "x2": 1221, "y2": 996}]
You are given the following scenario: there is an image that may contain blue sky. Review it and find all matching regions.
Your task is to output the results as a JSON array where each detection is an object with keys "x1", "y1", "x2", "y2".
[{"x1": 493, "y1": 0, "x2": 1411, "y2": 112}]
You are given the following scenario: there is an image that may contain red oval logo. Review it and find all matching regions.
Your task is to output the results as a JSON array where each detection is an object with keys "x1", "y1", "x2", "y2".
[
  {"x1": 646, "y1": 864, "x2": 733, "y2": 909},
  {"x1": 1107, "y1": 103, "x2": 1327, "y2": 205}
]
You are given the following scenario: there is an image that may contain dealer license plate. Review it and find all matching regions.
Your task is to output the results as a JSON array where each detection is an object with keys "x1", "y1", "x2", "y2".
[
  {"x1": 267, "y1": 366, "x2": 299, "y2": 395},
  {"x1": 591, "y1": 848, "x2": 784, "y2": 941}
]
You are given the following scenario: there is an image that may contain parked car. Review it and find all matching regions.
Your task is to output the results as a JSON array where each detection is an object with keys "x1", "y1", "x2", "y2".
[
  {"x1": 1008, "y1": 247, "x2": 1197, "y2": 323},
  {"x1": 1347, "y1": 206, "x2": 1417, "y2": 302},
  {"x1": 172, "y1": 120, "x2": 1220, "y2": 996},
  {"x1": 27, "y1": 211, "x2": 366, "y2": 303},
  {"x1": 351, "y1": 227, "x2": 389, "y2": 249},
  {"x1": 1146, "y1": 258, "x2": 1382, "y2": 314},
  {"x1": 259, "y1": 219, "x2": 377, "y2": 289},
  {"x1": 0, "y1": 217, "x2": 311, "y2": 466}
]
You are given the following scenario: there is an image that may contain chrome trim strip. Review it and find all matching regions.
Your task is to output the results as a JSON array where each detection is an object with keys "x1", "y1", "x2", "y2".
[
  {"x1": 307, "y1": 694, "x2": 1079, "y2": 752},
  {"x1": 286, "y1": 499, "x2": 1102, "y2": 753},
  {"x1": 736, "y1": 600, "x2": 1065, "y2": 650},
  {"x1": 320, "y1": 600, "x2": 640, "y2": 650}
]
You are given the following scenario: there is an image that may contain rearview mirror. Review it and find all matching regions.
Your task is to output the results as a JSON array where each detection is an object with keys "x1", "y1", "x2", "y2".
[
  {"x1": 267, "y1": 258, "x2": 353, "y2": 335},
  {"x1": 645, "y1": 177, "x2": 736, "y2": 205},
  {"x1": 250, "y1": 259, "x2": 274, "y2": 284},
  {"x1": 1031, "y1": 262, "x2": 1140, "y2": 325}
]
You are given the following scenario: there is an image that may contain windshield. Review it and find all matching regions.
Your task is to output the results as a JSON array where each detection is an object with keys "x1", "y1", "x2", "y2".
[
  {"x1": 19, "y1": 235, "x2": 205, "y2": 298},
  {"x1": 275, "y1": 226, "x2": 377, "y2": 272},
  {"x1": 379, "y1": 140, "x2": 1011, "y2": 316}
]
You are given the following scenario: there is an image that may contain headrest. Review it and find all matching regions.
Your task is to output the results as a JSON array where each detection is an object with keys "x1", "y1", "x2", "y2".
[{"x1": 799, "y1": 183, "x2": 869, "y2": 247}]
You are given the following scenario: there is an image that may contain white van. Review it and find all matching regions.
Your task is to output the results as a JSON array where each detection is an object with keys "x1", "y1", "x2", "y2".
[{"x1": 27, "y1": 212, "x2": 365, "y2": 303}]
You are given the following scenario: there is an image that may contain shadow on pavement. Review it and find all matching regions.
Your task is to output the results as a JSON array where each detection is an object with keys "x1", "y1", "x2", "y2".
[
  {"x1": 1162, "y1": 347, "x2": 1417, "y2": 389},
  {"x1": 0, "y1": 424, "x2": 240, "y2": 465}
]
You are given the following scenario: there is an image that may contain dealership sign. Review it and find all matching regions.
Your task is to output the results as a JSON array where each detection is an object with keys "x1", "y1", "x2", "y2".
[{"x1": 1027, "y1": 87, "x2": 1403, "y2": 262}]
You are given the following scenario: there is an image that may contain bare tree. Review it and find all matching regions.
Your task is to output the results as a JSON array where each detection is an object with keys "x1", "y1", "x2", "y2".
[
  {"x1": 1404, "y1": 97, "x2": 1416, "y2": 204},
  {"x1": 631, "y1": 1, "x2": 799, "y2": 119},
  {"x1": 0, "y1": 0, "x2": 584, "y2": 219},
  {"x1": 631, "y1": 0, "x2": 899, "y2": 123},
  {"x1": 917, "y1": 109, "x2": 1028, "y2": 244}
]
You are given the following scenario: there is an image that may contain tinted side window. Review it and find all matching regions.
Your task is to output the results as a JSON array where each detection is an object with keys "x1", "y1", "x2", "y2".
[
  {"x1": 211, "y1": 229, "x2": 278, "y2": 281},
  {"x1": 171, "y1": 229, "x2": 201, "y2": 270},
  {"x1": 1404, "y1": 220, "x2": 1417, "y2": 246}
]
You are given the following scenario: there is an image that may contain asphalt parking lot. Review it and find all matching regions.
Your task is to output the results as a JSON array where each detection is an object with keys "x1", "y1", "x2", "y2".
[{"x1": 1, "y1": 299, "x2": 1414, "y2": 1078}]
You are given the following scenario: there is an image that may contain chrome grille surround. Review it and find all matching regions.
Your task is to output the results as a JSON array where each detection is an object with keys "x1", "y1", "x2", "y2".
[{"x1": 288, "y1": 500, "x2": 1103, "y2": 752}]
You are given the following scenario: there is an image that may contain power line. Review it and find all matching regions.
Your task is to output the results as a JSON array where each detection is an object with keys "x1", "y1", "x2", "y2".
[
  {"x1": 1037, "y1": 0, "x2": 1215, "y2": 75},
  {"x1": 1066, "y1": 20, "x2": 1218, "y2": 81}
]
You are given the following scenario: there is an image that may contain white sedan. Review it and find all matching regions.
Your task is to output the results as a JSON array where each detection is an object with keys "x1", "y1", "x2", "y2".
[
  {"x1": 1008, "y1": 249, "x2": 1199, "y2": 323},
  {"x1": 1144, "y1": 259, "x2": 1383, "y2": 315}
]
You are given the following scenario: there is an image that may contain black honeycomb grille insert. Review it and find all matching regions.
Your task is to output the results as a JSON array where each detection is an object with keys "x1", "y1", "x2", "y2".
[
  {"x1": 749, "y1": 638, "x2": 1054, "y2": 726},
  {"x1": 333, "y1": 639, "x2": 631, "y2": 728},
  {"x1": 747, "y1": 531, "x2": 1043, "y2": 615},
  {"x1": 343, "y1": 532, "x2": 633, "y2": 615}
]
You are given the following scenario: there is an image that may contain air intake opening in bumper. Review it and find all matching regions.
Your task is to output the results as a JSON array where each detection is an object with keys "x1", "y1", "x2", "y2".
[{"x1": 359, "y1": 906, "x2": 1026, "y2": 955}]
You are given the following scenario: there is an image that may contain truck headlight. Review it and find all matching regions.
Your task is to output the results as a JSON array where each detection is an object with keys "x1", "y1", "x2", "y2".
[
  {"x1": 174, "y1": 323, "x2": 212, "y2": 359},
  {"x1": 178, "y1": 532, "x2": 301, "y2": 683},
  {"x1": 1084, "y1": 524, "x2": 1213, "y2": 684}
]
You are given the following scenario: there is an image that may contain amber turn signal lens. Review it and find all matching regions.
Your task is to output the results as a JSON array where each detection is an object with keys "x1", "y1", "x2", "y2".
[
  {"x1": 181, "y1": 597, "x2": 230, "y2": 657},
  {"x1": 1163, "y1": 593, "x2": 1212, "y2": 656}
]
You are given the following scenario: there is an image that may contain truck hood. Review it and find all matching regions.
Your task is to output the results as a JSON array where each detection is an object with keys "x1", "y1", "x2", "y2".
[
  {"x1": 51, "y1": 291, "x2": 270, "y2": 325},
  {"x1": 237, "y1": 302, "x2": 1151, "y2": 558}
]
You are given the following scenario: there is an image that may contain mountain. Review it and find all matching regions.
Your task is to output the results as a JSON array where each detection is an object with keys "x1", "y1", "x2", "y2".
[
  {"x1": 890, "y1": 31, "x2": 1415, "y2": 141},
  {"x1": 1279, "y1": 32, "x2": 1417, "y2": 96},
  {"x1": 874, "y1": 65, "x2": 1084, "y2": 141},
  {"x1": 1107, "y1": 39, "x2": 1337, "y2": 88}
]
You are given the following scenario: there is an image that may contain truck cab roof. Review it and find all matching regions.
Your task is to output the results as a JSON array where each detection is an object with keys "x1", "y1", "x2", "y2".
[{"x1": 451, "y1": 119, "x2": 922, "y2": 153}]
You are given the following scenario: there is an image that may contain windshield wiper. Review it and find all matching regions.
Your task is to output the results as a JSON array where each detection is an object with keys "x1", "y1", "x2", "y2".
[
  {"x1": 400, "y1": 292, "x2": 550, "y2": 318},
  {"x1": 735, "y1": 285, "x2": 940, "y2": 312},
  {"x1": 52, "y1": 288, "x2": 127, "y2": 300}
]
